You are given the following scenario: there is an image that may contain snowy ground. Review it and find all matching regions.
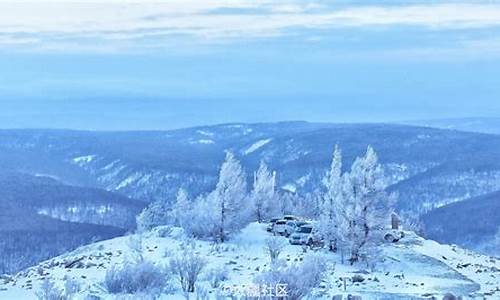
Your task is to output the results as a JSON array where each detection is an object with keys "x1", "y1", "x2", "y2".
[{"x1": 1, "y1": 223, "x2": 499, "y2": 299}]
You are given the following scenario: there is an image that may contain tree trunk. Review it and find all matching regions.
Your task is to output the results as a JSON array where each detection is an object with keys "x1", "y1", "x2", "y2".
[
  {"x1": 349, "y1": 251, "x2": 359, "y2": 265},
  {"x1": 220, "y1": 199, "x2": 225, "y2": 243}
]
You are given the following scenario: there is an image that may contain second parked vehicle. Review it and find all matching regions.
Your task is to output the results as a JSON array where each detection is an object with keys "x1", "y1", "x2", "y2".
[
  {"x1": 272, "y1": 220, "x2": 288, "y2": 236},
  {"x1": 266, "y1": 218, "x2": 280, "y2": 232},
  {"x1": 284, "y1": 220, "x2": 308, "y2": 237},
  {"x1": 289, "y1": 223, "x2": 322, "y2": 246}
]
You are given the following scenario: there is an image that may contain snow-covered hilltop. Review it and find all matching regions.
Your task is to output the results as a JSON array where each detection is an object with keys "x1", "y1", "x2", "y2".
[{"x1": 1, "y1": 223, "x2": 499, "y2": 300}]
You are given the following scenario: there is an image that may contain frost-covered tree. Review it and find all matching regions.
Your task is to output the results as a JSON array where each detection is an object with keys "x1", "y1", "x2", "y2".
[
  {"x1": 136, "y1": 200, "x2": 170, "y2": 232},
  {"x1": 213, "y1": 152, "x2": 248, "y2": 242},
  {"x1": 180, "y1": 153, "x2": 250, "y2": 241},
  {"x1": 335, "y1": 174, "x2": 354, "y2": 262},
  {"x1": 184, "y1": 194, "x2": 218, "y2": 239},
  {"x1": 276, "y1": 190, "x2": 299, "y2": 216},
  {"x1": 319, "y1": 145, "x2": 343, "y2": 252},
  {"x1": 295, "y1": 189, "x2": 322, "y2": 219},
  {"x1": 171, "y1": 188, "x2": 191, "y2": 228},
  {"x1": 344, "y1": 146, "x2": 395, "y2": 264},
  {"x1": 250, "y1": 161, "x2": 277, "y2": 222}
]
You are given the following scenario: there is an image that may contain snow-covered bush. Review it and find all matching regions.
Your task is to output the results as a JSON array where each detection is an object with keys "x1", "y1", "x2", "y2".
[
  {"x1": 36, "y1": 277, "x2": 80, "y2": 300},
  {"x1": 127, "y1": 235, "x2": 144, "y2": 263},
  {"x1": 195, "y1": 285, "x2": 210, "y2": 300},
  {"x1": 300, "y1": 253, "x2": 330, "y2": 287},
  {"x1": 169, "y1": 246, "x2": 207, "y2": 293},
  {"x1": 36, "y1": 279, "x2": 65, "y2": 300},
  {"x1": 205, "y1": 266, "x2": 229, "y2": 288},
  {"x1": 63, "y1": 277, "x2": 80, "y2": 299},
  {"x1": 264, "y1": 236, "x2": 287, "y2": 264},
  {"x1": 183, "y1": 194, "x2": 219, "y2": 239},
  {"x1": 255, "y1": 253, "x2": 330, "y2": 300},
  {"x1": 104, "y1": 261, "x2": 167, "y2": 296}
]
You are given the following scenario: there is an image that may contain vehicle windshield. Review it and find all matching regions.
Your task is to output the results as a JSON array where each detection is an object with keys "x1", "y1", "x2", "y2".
[{"x1": 299, "y1": 227, "x2": 312, "y2": 234}]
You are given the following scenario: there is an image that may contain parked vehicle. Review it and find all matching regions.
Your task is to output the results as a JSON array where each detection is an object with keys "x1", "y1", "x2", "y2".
[
  {"x1": 284, "y1": 220, "x2": 309, "y2": 237},
  {"x1": 384, "y1": 229, "x2": 405, "y2": 243},
  {"x1": 283, "y1": 215, "x2": 298, "y2": 221},
  {"x1": 289, "y1": 223, "x2": 322, "y2": 246},
  {"x1": 272, "y1": 220, "x2": 288, "y2": 236},
  {"x1": 266, "y1": 218, "x2": 280, "y2": 232}
]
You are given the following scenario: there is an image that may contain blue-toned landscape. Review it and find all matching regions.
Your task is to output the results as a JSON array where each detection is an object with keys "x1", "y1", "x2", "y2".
[{"x1": 1, "y1": 1, "x2": 500, "y2": 299}]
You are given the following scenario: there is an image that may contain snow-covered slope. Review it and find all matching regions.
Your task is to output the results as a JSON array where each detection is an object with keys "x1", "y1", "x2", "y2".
[{"x1": 2, "y1": 223, "x2": 499, "y2": 299}]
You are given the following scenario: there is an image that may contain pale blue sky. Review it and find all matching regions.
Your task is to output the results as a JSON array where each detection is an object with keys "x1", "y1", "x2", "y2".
[{"x1": 1, "y1": 1, "x2": 500, "y2": 130}]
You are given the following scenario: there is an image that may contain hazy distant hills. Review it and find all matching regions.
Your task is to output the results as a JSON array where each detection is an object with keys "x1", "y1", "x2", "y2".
[
  {"x1": 2, "y1": 122, "x2": 500, "y2": 207},
  {"x1": 0, "y1": 172, "x2": 145, "y2": 274},
  {"x1": 1, "y1": 122, "x2": 500, "y2": 255},
  {"x1": 403, "y1": 117, "x2": 500, "y2": 135},
  {"x1": 0, "y1": 172, "x2": 145, "y2": 229},
  {"x1": 422, "y1": 190, "x2": 500, "y2": 255}
]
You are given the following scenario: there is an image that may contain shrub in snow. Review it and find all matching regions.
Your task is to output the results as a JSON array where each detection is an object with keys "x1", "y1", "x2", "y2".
[
  {"x1": 150, "y1": 225, "x2": 173, "y2": 238},
  {"x1": 183, "y1": 194, "x2": 220, "y2": 239},
  {"x1": 127, "y1": 235, "x2": 144, "y2": 263},
  {"x1": 36, "y1": 277, "x2": 80, "y2": 300},
  {"x1": 255, "y1": 253, "x2": 330, "y2": 300},
  {"x1": 300, "y1": 253, "x2": 330, "y2": 287},
  {"x1": 264, "y1": 236, "x2": 287, "y2": 264},
  {"x1": 104, "y1": 261, "x2": 167, "y2": 296},
  {"x1": 36, "y1": 279, "x2": 65, "y2": 300},
  {"x1": 63, "y1": 277, "x2": 80, "y2": 298},
  {"x1": 351, "y1": 274, "x2": 365, "y2": 283},
  {"x1": 195, "y1": 285, "x2": 210, "y2": 300},
  {"x1": 169, "y1": 246, "x2": 207, "y2": 293},
  {"x1": 108, "y1": 293, "x2": 162, "y2": 300},
  {"x1": 205, "y1": 266, "x2": 229, "y2": 288}
]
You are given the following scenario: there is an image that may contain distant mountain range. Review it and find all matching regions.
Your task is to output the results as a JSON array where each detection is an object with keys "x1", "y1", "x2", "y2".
[
  {"x1": 1, "y1": 121, "x2": 499, "y2": 261},
  {"x1": 402, "y1": 117, "x2": 500, "y2": 135},
  {"x1": 422, "y1": 190, "x2": 500, "y2": 255},
  {"x1": 0, "y1": 173, "x2": 145, "y2": 274}
]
